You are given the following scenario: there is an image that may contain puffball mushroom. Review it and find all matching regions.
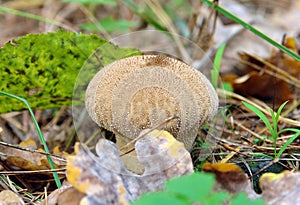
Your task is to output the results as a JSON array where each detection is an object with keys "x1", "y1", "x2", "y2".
[{"x1": 85, "y1": 55, "x2": 218, "y2": 151}]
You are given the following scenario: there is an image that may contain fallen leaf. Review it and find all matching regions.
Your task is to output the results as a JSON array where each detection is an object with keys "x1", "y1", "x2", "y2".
[
  {"x1": 260, "y1": 171, "x2": 300, "y2": 205},
  {"x1": 222, "y1": 49, "x2": 298, "y2": 105},
  {"x1": 270, "y1": 36, "x2": 300, "y2": 78},
  {"x1": 0, "y1": 139, "x2": 66, "y2": 191},
  {"x1": 66, "y1": 129, "x2": 193, "y2": 204},
  {"x1": 202, "y1": 162, "x2": 258, "y2": 199},
  {"x1": 19, "y1": 139, "x2": 37, "y2": 149},
  {"x1": 0, "y1": 190, "x2": 24, "y2": 205},
  {"x1": 1, "y1": 139, "x2": 65, "y2": 169},
  {"x1": 43, "y1": 183, "x2": 85, "y2": 205}
]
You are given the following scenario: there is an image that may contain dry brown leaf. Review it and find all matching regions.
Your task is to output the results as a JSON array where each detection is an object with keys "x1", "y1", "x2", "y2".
[
  {"x1": 0, "y1": 139, "x2": 66, "y2": 191},
  {"x1": 19, "y1": 139, "x2": 37, "y2": 149},
  {"x1": 43, "y1": 183, "x2": 85, "y2": 205},
  {"x1": 260, "y1": 171, "x2": 300, "y2": 205},
  {"x1": 0, "y1": 139, "x2": 65, "y2": 170},
  {"x1": 223, "y1": 71, "x2": 294, "y2": 104},
  {"x1": 5, "y1": 156, "x2": 51, "y2": 171},
  {"x1": 66, "y1": 129, "x2": 193, "y2": 204},
  {"x1": 202, "y1": 162, "x2": 259, "y2": 199},
  {"x1": 222, "y1": 42, "x2": 299, "y2": 105},
  {"x1": 270, "y1": 36, "x2": 300, "y2": 77},
  {"x1": 0, "y1": 190, "x2": 24, "y2": 205}
]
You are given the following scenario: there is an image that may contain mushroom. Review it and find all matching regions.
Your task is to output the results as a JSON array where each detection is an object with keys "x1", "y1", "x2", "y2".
[{"x1": 85, "y1": 55, "x2": 218, "y2": 151}]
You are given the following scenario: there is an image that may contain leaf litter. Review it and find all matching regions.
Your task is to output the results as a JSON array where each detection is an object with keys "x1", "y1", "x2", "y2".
[{"x1": 0, "y1": 0, "x2": 300, "y2": 204}]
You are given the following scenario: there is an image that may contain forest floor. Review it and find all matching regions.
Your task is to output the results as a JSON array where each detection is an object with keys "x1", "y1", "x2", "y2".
[{"x1": 0, "y1": 0, "x2": 299, "y2": 204}]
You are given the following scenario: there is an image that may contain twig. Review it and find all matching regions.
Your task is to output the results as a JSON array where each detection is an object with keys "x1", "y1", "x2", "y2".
[
  {"x1": 0, "y1": 141, "x2": 66, "y2": 162},
  {"x1": 234, "y1": 121, "x2": 273, "y2": 144},
  {"x1": 144, "y1": 0, "x2": 191, "y2": 62},
  {"x1": 217, "y1": 88, "x2": 300, "y2": 127},
  {"x1": 0, "y1": 169, "x2": 66, "y2": 175},
  {"x1": 242, "y1": 53, "x2": 300, "y2": 87}
]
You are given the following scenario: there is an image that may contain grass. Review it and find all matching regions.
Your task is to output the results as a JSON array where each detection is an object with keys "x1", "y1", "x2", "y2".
[
  {"x1": 243, "y1": 101, "x2": 300, "y2": 158},
  {"x1": 0, "y1": 7, "x2": 73, "y2": 31},
  {"x1": 0, "y1": 91, "x2": 62, "y2": 188},
  {"x1": 211, "y1": 43, "x2": 226, "y2": 89},
  {"x1": 201, "y1": 0, "x2": 300, "y2": 62}
]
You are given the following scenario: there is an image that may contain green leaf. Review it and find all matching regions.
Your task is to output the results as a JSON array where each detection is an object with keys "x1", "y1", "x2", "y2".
[
  {"x1": 163, "y1": 4, "x2": 191, "y2": 38},
  {"x1": 131, "y1": 192, "x2": 189, "y2": 205},
  {"x1": 270, "y1": 109, "x2": 277, "y2": 135},
  {"x1": 211, "y1": 43, "x2": 226, "y2": 88},
  {"x1": 231, "y1": 192, "x2": 266, "y2": 205},
  {"x1": 123, "y1": 0, "x2": 168, "y2": 32},
  {"x1": 250, "y1": 153, "x2": 272, "y2": 158},
  {"x1": 62, "y1": 0, "x2": 117, "y2": 6},
  {"x1": 242, "y1": 102, "x2": 274, "y2": 136},
  {"x1": 276, "y1": 128, "x2": 300, "y2": 158},
  {"x1": 0, "y1": 7, "x2": 63, "y2": 27},
  {"x1": 205, "y1": 191, "x2": 229, "y2": 204},
  {"x1": 82, "y1": 17, "x2": 138, "y2": 33},
  {"x1": 221, "y1": 82, "x2": 233, "y2": 93},
  {"x1": 274, "y1": 101, "x2": 289, "y2": 128},
  {"x1": 165, "y1": 172, "x2": 215, "y2": 202},
  {"x1": 0, "y1": 30, "x2": 140, "y2": 113}
]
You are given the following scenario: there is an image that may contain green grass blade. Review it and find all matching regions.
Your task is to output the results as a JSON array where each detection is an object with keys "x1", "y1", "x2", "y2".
[
  {"x1": 276, "y1": 128, "x2": 300, "y2": 158},
  {"x1": 242, "y1": 102, "x2": 274, "y2": 135},
  {"x1": 212, "y1": 43, "x2": 226, "y2": 88},
  {"x1": 0, "y1": 91, "x2": 62, "y2": 188},
  {"x1": 250, "y1": 153, "x2": 271, "y2": 158},
  {"x1": 275, "y1": 101, "x2": 289, "y2": 123},
  {"x1": 0, "y1": 7, "x2": 64, "y2": 28},
  {"x1": 271, "y1": 101, "x2": 288, "y2": 139},
  {"x1": 123, "y1": 0, "x2": 167, "y2": 32},
  {"x1": 269, "y1": 110, "x2": 277, "y2": 136},
  {"x1": 201, "y1": 0, "x2": 300, "y2": 62}
]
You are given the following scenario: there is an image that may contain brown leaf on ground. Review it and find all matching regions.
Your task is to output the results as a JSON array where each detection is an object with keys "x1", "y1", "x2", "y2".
[
  {"x1": 43, "y1": 183, "x2": 85, "y2": 205},
  {"x1": 222, "y1": 70, "x2": 294, "y2": 104},
  {"x1": 0, "y1": 190, "x2": 24, "y2": 205},
  {"x1": 260, "y1": 171, "x2": 300, "y2": 205},
  {"x1": 221, "y1": 36, "x2": 300, "y2": 106},
  {"x1": 0, "y1": 139, "x2": 66, "y2": 191},
  {"x1": 269, "y1": 37, "x2": 300, "y2": 77},
  {"x1": 202, "y1": 162, "x2": 258, "y2": 199},
  {"x1": 5, "y1": 156, "x2": 51, "y2": 172},
  {"x1": 65, "y1": 129, "x2": 193, "y2": 204},
  {"x1": 0, "y1": 139, "x2": 65, "y2": 171}
]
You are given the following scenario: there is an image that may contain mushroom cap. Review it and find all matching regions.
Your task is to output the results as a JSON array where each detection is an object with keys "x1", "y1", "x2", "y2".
[{"x1": 85, "y1": 55, "x2": 218, "y2": 150}]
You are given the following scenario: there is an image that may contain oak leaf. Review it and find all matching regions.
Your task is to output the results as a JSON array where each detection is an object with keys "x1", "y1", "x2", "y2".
[
  {"x1": 66, "y1": 129, "x2": 193, "y2": 204},
  {"x1": 260, "y1": 171, "x2": 300, "y2": 205}
]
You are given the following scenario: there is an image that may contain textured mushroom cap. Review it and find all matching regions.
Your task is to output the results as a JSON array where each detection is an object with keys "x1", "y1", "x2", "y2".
[{"x1": 85, "y1": 55, "x2": 218, "y2": 150}]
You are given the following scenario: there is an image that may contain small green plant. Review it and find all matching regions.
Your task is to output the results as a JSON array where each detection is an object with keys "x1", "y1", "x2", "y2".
[
  {"x1": 0, "y1": 91, "x2": 61, "y2": 188},
  {"x1": 211, "y1": 43, "x2": 233, "y2": 93},
  {"x1": 211, "y1": 43, "x2": 226, "y2": 89},
  {"x1": 81, "y1": 17, "x2": 138, "y2": 33},
  {"x1": 132, "y1": 172, "x2": 265, "y2": 205},
  {"x1": 0, "y1": 7, "x2": 64, "y2": 28},
  {"x1": 63, "y1": 0, "x2": 138, "y2": 33},
  {"x1": 243, "y1": 101, "x2": 300, "y2": 158}
]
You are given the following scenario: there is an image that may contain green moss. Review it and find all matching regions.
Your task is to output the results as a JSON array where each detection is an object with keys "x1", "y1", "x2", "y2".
[{"x1": 0, "y1": 30, "x2": 140, "y2": 113}]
